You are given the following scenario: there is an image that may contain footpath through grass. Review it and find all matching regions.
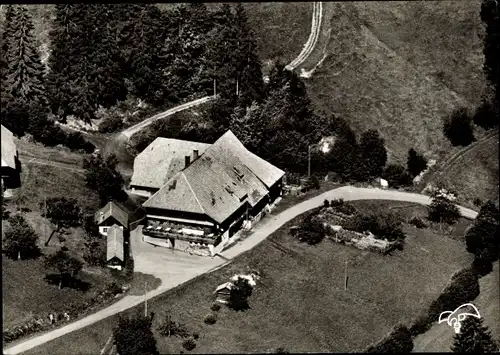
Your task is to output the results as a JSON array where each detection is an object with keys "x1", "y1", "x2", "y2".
[{"x1": 24, "y1": 200, "x2": 472, "y2": 354}]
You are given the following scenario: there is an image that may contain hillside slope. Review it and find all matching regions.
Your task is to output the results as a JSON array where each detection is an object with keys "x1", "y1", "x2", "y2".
[{"x1": 307, "y1": 1, "x2": 486, "y2": 163}]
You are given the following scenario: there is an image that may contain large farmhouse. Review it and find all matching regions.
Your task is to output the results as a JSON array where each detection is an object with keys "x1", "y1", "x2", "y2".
[
  {"x1": 1, "y1": 124, "x2": 20, "y2": 191},
  {"x1": 140, "y1": 130, "x2": 285, "y2": 256},
  {"x1": 130, "y1": 137, "x2": 211, "y2": 198}
]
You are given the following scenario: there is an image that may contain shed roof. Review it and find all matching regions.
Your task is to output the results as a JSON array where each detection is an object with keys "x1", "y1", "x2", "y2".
[
  {"x1": 107, "y1": 225, "x2": 124, "y2": 262},
  {"x1": 1, "y1": 124, "x2": 17, "y2": 169},
  {"x1": 94, "y1": 201, "x2": 129, "y2": 227},
  {"x1": 214, "y1": 281, "x2": 234, "y2": 293},
  {"x1": 130, "y1": 137, "x2": 210, "y2": 190}
]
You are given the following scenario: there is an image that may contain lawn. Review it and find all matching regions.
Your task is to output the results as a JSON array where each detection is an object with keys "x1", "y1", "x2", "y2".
[
  {"x1": 25, "y1": 200, "x2": 473, "y2": 355},
  {"x1": 2, "y1": 257, "x2": 115, "y2": 330},
  {"x1": 306, "y1": 0, "x2": 486, "y2": 164},
  {"x1": 10, "y1": 161, "x2": 99, "y2": 215}
]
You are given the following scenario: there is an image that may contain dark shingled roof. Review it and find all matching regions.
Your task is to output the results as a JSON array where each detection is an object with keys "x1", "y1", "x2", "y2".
[
  {"x1": 94, "y1": 202, "x2": 129, "y2": 227},
  {"x1": 130, "y1": 137, "x2": 210, "y2": 190},
  {"x1": 106, "y1": 225, "x2": 124, "y2": 262},
  {"x1": 143, "y1": 130, "x2": 284, "y2": 224}
]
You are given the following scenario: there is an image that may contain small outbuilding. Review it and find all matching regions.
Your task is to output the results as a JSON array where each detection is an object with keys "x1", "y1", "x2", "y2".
[
  {"x1": 106, "y1": 224, "x2": 125, "y2": 270},
  {"x1": 214, "y1": 282, "x2": 233, "y2": 304},
  {"x1": 94, "y1": 201, "x2": 129, "y2": 236},
  {"x1": 1, "y1": 124, "x2": 21, "y2": 190}
]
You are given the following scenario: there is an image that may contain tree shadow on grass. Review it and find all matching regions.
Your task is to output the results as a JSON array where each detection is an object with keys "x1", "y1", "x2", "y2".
[
  {"x1": 44, "y1": 274, "x2": 91, "y2": 292},
  {"x1": 3, "y1": 247, "x2": 43, "y2": 261},
  {"x1": 227, "y1": 301, "x2": 251, "y2": 312}
]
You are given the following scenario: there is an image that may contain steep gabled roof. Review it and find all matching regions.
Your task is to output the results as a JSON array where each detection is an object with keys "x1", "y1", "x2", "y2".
[
  {"x1": 107, "y1": 225, "x2": 124, "y2": 262},
  {"x1": 131, "y1": 137, "x2": 210, "y2": 190},
  {"x1": 94, "y1": 202, "x2": 129, "y2": 227},
  {"x1": 215, "y1": 131, "x2": 285, "y2": 188},
  {"x1": 142, "y1": 172, "x2": 205, "y2": 215},
  {"x1": 1, "y1": 124, "x2": 17, "y2": 169}
]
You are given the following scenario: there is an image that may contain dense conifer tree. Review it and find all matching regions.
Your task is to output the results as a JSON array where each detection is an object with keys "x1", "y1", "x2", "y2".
[{"x1": 3, "y1": 5, "x2": 45, "y2": 106}]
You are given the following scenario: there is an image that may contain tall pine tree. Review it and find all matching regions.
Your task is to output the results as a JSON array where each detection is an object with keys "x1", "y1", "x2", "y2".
[
  {"x1": 48, "y1": 4, "x2": 127, "y2": 123},
  {"x1": 114, "y1": 4, "x2": 167, "y2": 106},
  {"x1": 233, "y1": 3, "x2": 264, "y2": 109},
  {"x1": 47, "y1": 4, "x2": 89, "y2": 118},
  {"x1": 161, "y1": 3, "x2": 213, "y2": 103},
  {"x1": 451, "y1": 317, "x2": 498, "y2": 353},
  {"x1": 3, "y1": 5, "x2": 45, "y2": 106}
]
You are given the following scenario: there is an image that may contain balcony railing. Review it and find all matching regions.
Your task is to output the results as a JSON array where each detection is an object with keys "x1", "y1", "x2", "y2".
[{"x1": 143, "y1": 228, "x2": 217, "y2": 245}]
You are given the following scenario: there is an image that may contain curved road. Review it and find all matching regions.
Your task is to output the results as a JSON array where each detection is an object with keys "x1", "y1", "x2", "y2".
[
  {"x1": 418, "y1": 131, "x2": 499, "y2": 192},
  {"x1": 3, "y1": 186, "x2": 477, "y2": 355},
  {"x1": 285, "y1": 2, "x2": 323, "y2": 71}
]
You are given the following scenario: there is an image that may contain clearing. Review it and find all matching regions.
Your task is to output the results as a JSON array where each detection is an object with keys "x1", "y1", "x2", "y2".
[
  {"x1": 306, "y1": 1, "x2": 486, "y2": 163},
  {"x1": 425, "y1": 133, "x2": 499, "y2": 210},
  {"x1": 24, "y1": 200, "x2": 473, "y2": 354}
]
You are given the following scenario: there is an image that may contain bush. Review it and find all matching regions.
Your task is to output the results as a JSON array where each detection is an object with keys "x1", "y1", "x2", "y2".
[
  {"x1": 323, "y1": 199, "x2": 330, "y2": 208},
  {"x1": 473, "y1": 197, "x2": 483, "y2": 207},
  {"x1": 329, "y1": 199, "x2": 357, "y2": 216},
  {"x1": 98, "y1": 115, "x2": 124, "y2": 134},
  {"x1": 297, "y1": 214, "x2": 325, "y2": 245},
  {"x1": 182, "y1": 338, "x2": 197, "y2": 351},
  {"x1": 192, "y1": 332, "x2": 199, "y2": 340},
  {"x1": 473, "y1": 99, "x2": 499, "y2": 129},
  {"x1": 382, "y1": 164, "x2": 413, "y2": 188},
  {"x1": 410, "y1": 268, "x2": 480, "y2": 336},
  {"x1": 428, "y1": 195, "x2": 461, "y2": 224},
  {"x1": 63, "y1": 132, "x2": 95, "y2": 153},
  {"x1": 203, "y1": 313, "x2": 217, "y2": 325},
  {"x1": 443, "y1": 108, "x2": 475, "y2": 146},
  {"x1": 408, "y1": 216, "x2": 428, "y2": 229},
  {"x1": 407, "y1": 148, "x2": 428, "y2": 177},
  {"x1": 366, "y1": 325, "x2": 413, "y2": 353},
  {"x1": 210, "y1": 303, "x2": 221, "y2": 312}
]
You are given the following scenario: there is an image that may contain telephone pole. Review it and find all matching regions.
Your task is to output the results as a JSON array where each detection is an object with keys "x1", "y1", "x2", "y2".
[
  {"x1": 308, "y1": 145, "x2": 311, "y2": 178},
  {"x1": 213, "y1": 65, "x2": 217, "y2": 99},
  {"x1": 44, "y1": 196, "x2": 47, "y2": 243},
  {"x1": 344, "y1": 260, "x2": 348, "y2": 291},
  {"x1": 144, "y1": 281, "x2": 148, "y2": 318}
]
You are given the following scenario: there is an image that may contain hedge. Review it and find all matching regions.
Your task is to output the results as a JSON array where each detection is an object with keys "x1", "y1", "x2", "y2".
[
  {"x1": 365, "y1": 324, "x2": 413, "y2": 353},
  {"x1": 3, "y1": 281, "x2": 124, "y2": 343},
  {"x1": 409, "y1": 267, "x2": 480, "y2": 336}
]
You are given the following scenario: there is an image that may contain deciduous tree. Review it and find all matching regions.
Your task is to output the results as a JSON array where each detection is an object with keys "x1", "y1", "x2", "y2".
[
  {"x1": 407, "y1": 148, "x2": 428, "y2": 177},
  {"x1": 382, "y1": 164, "x2": 413, "y2": 188},
  {"x1": 43, "y1": 197, "x2": 81, "y2": 246},
  {"x1": 44, "y1": 248, "x2": 83, "y2": 289},
  {"x1": 428, "y1": 188, "x2": 461, "y2": 224},
  {"x1": 83, "y1": 154, "x2": 125, "y2": 204},
  {"x1": 2, "y1": 214, "x2": 39, "y2": 260},
  {"x1": 114, "y1": 314, "x2": 159, "y2": 355},
  {"x1": 443, "y1": 108, "x2": 475, "y2": 146},
  {"x1": 297, "y1": 214, "x2": 325, "y2": 245},
  {"x1": 82, "y1": 215, "x2": 106, "y2": 267},
  {"x1": 359, "y1": 129, "x2": 387, "y2": 180},
  {"x1": 228, "y1": 276, "x2": 253, "y2": 311}
]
